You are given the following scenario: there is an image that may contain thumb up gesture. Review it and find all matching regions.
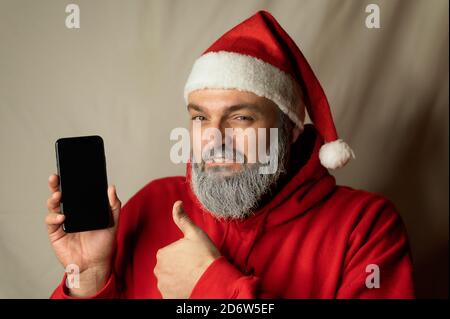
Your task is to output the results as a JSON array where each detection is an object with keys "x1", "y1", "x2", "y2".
[{"x1": 154, "y1": 201, "x2": 221, "y2": 298}]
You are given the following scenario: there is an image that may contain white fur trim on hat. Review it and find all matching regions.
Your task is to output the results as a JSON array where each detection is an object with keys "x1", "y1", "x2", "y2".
[
  {"x1": 184, "y1": 51, "x2": 305, "y2": 130},
  {"x1": 319, "y1": 139, "x2": 355, "y2": 170}
]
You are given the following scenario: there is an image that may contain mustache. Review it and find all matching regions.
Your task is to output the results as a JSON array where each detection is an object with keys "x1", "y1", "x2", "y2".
[{"x1": 200, "y1": 144, "x2": 247, "y2": 163}]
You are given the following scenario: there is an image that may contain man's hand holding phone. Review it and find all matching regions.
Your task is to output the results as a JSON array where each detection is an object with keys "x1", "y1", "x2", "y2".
[{"x1": 45, "y1": 174, "x2": 121, "y2": 297}]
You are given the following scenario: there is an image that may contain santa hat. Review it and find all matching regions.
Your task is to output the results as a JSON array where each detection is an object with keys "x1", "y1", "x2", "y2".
[{"x1": 184, "y1": 10, "x2": 355, "y2": 169}]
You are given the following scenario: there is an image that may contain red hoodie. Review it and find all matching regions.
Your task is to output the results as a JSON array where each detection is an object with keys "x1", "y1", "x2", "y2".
[{"x1": 51, "y1": 124, "x2": 415, "y2": 299}]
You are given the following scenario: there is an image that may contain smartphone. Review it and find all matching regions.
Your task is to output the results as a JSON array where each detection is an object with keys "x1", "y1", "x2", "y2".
[{"x1": 55, "y1": 135, "x2": 113, "y2": 233}]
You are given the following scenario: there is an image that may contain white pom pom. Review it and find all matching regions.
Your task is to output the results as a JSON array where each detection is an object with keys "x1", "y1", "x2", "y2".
[{"x1": 319, "y1": 139, "x2": 355, "y2": 170}]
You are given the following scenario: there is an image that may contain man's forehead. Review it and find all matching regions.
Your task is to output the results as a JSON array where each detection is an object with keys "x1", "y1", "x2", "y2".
[{"x1": 187, "y1": 89, "x2": 277, "y2": 114}]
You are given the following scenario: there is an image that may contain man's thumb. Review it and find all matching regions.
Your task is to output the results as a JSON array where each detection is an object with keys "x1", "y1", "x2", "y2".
[{"x1": 172, "y1": 200, "x2": 198, "y2": 238}]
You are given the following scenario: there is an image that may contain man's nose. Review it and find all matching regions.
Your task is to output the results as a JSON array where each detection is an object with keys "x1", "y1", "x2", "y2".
[{"x1": 204, "y1": 120, "x2": 228, "y2": 145}]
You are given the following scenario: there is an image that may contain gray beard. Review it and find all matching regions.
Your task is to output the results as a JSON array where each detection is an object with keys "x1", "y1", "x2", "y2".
[{"x1": 190, "y1": 118, "x2": 291, "y2": 220}]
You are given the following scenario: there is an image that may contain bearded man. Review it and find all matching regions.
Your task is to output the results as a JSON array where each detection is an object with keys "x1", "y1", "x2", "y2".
[{"x1": 46, "y1": 11, "x2": 414, "y2": 299}]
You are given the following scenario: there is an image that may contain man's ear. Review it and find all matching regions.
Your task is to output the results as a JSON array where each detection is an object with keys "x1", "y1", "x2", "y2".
[{"x1": 291, "y1": 126, "x2": 302, "y2": 144}]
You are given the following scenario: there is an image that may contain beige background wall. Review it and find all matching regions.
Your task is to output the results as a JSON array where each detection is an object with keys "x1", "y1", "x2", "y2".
[{"x1": 0, "y1": 0, "x2": 448, "y2": 298}]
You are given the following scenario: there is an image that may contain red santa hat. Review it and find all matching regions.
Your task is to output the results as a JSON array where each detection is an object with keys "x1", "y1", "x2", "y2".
[{"x1": 184, "y1": 10, "x2": 355, "y2": 169}]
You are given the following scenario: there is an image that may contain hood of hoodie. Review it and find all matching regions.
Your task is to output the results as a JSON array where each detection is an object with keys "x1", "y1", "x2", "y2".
[{"x1": 184, "y1": 124, "x2": 337, "y2": 270}]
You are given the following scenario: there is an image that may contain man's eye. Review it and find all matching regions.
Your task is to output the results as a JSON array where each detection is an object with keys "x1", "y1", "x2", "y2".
[
  {"x1": 235, "y1": 116, "x2": 254, "y2": 121},
  {"x1": 192, "y1": 115, "x2": 206, "y2": 121}
]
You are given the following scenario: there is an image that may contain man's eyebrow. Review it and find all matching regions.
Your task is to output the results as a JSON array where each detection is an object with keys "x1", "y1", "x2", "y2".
[
  {"x1": 187, "y1": 104, "x2": 204, "y2": 112},
  {"x1": 224, "y1": 104, "x2": 262, "y2": 115}
]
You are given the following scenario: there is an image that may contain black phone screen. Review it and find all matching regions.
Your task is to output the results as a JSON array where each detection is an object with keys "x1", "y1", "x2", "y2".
[{"x1": 55, "y1": 135, "x2": 112, "y2": 233}]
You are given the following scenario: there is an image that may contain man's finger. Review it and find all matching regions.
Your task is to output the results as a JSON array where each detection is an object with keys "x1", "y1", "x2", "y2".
[
  {"x1": 45, "y1": 212, "x2": 65, "y2": 234},
  {"x1": 172, "y1": 201, "x2": 198, "y2": 238},
  {"x1": 48, "y1": 174, "x2": 60, "y2": 193},
  {"x1": 108, "y1": 185, "x2": 121, "y2": 226},
  {"x1": 47, "y1": 191, "x2": 61, "y2": 211}
]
